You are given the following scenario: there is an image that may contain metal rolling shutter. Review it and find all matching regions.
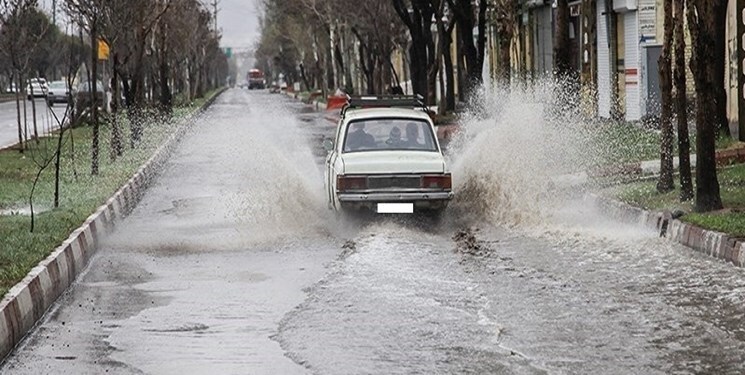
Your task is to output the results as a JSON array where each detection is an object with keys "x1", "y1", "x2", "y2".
[
  {"x1": 597, "y1": 0, "x2": 611, "y2": 118},
  {"x1": 624, "y1": 11, "x2": 641, "y2": 121}
]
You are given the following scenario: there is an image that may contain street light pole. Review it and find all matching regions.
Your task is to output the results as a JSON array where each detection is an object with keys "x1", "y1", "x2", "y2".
[{"x1": 212, "y1": 0, "x2": 220, "y2": 32}]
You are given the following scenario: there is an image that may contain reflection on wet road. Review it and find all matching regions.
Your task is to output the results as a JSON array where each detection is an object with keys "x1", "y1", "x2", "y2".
[{"x1": 2, "y1": 89, "x2": 745, "y2": 374}]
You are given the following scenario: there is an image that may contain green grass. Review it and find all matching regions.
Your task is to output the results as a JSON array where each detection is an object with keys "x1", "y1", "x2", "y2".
[
  {"x1": 583, "y1": 121, "x2": 739, "y2": 167},
  {"x1": 0, "y1": 88, "x2": 222, "y2": 296},
  {"x1": 587, "y1": 122, "x2": 660, "y2": 165},
  {"x1": 612, "y1": 164, "x2": 745, "y2": 237}
]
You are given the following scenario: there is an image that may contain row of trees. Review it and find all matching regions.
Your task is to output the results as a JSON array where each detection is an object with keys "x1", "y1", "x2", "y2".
[
  {"x1": 656, "y1": 0, "x2": 728, "y2": 213},
  {"x1": 256, "y1": 0, "x2": 733, "y2": 213},
  {"x1": 0, "y1": 0, "x2": 229, "y2": 174},
  {"x1": 256, "y1": 0, "x2": 509, "y2": 114},
  {"x1": 1, "y1": 0, "x2": 228, "y2": 230}
]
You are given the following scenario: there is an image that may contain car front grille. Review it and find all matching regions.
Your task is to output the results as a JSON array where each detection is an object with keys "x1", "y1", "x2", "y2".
[{"x1": 367, "y1": 176, "x2": 421, "y2": 190}]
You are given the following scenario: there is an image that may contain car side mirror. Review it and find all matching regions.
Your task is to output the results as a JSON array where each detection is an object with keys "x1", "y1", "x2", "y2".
[{"x1": 322, "y1": 139, "x2": 334, "y2": 152}]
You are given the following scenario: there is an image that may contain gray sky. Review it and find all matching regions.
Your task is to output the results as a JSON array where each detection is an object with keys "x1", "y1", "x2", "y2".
[
  {"x1": 215, "y1": 0, "x2": 261, "y2": 50},
  {"x1": 39, "y1": 0, "x2": 262, "y2": 51}
]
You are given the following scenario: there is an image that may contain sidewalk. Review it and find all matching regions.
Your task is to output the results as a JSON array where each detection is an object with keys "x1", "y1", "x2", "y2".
[{"x1": 592, "y1": 144, "x2": 745, "y2": 267}]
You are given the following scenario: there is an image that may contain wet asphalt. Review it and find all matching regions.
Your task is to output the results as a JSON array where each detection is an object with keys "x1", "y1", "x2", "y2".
[
  {"x1": 0, "y1": 98, "x2": 68, "y2": 149},
  {"x1": 2, "y1": 89, "x2": 745, "y2": 374}
]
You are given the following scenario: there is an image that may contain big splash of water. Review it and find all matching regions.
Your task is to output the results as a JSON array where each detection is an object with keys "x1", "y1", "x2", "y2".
[{"x1": 445, "y1": 78, "x2": 625, "y2": 232}]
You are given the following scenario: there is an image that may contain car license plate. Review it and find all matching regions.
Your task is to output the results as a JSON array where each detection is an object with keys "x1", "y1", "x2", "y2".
[{"x1": 377, "y1": 203, "x2": 413, "y2": 214}]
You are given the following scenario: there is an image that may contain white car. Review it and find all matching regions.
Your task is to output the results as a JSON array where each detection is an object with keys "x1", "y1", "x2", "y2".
[
  {"x1": 26, "y1": 78, "x2": 47, "y2": 99},
  {"x1": 323, "y1": 96, "x2": 453, "y2": 215}
]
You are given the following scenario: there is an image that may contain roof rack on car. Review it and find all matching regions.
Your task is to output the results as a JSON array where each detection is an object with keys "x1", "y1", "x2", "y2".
[{"x1": 340, "y1": 94, "x2": 427, "y2": 119}]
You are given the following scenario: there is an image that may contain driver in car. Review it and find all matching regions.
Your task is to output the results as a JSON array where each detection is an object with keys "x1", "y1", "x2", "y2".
[{"x1": 346, "y1": 122, "x2": 376, "y2": 150}]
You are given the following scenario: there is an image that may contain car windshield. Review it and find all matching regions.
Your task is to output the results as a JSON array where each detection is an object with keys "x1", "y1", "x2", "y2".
[
  {"x1": 342, "y1": 118, "x2": 437, "y2": 153},
  {"x1": 48, "y1": 82, "x2": 67, "y2": 90}
]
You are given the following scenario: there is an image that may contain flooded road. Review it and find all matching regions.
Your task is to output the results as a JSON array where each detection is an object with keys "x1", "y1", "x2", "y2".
[{"x1": 2, "y1": 89, "x2": 745, "y2": 374}]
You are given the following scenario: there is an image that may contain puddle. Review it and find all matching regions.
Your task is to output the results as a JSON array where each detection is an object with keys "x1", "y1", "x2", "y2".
[{"x1": 0, "y1": 205, "x2": 52, "y2": 216}]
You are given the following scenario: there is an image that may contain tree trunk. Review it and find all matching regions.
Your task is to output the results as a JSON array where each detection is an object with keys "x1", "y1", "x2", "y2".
[
  {"x1": 674, "y1": 0, "x2": 693, "y2": 201},
  {"x1": 54, "y1": 124, "x2": 64, "y2": 208},
  {"x1": 453, "y1": 0, "x2": 478, "y2": 98},
  {"x1": 688, "y1": 0, "x2": 723, "y2": 212},
  {"x1": 111, "y1": 53, "x2": 123, "y2": 159},
  {"x1": 712, "y1": 1, "x2": 729, "y2": 137},
  {"x1": 30, "y1": 84, "x2": 38, "y2": 143},
  {"x1": 657, "y1": 0, "x2": 674, "y2": 193},
  {"x1": 434, "y1": 2, "x2": 456, "y2": 112},
  {"x1": 392, "y1": 0, "x2": 435, "y2": 103},
  {"x1": 443, "y1": 37, "x2": 456, "y2": 111},
  {"x1": 426, "y1": 23, "x2": 439, "y2": 105},
  {"x1": 456, "y1": 26, "x2": 466, "y2": 102},
  {"x1": 497, "y1": 27, "x2": 511, "y2": 86},
  {"x1": 20, "y1": 74, "x2": 29, "y2": 146},
  {"x1": 554, "y1": 0, "x2": 572, "y2": 78},
  {"x1": 90, "y1": 27, "x2": 99, "y2": 176},
  {"x1": 14, "y1": 72, "x2": 24, "y2": 153},
  {"x1": 159, "y1": 56, "x2": 172, "y2": 114}
]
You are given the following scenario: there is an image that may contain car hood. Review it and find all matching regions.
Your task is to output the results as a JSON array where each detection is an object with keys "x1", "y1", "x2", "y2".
[{"x1": 341, "y1": 151, "x2": 446, "y2": 174}]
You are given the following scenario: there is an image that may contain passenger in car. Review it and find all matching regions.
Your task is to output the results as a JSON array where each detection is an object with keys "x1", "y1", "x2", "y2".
[
  {"x1": 404, "y1": 122, "x2": 424, "y2": 148},
  {"x1": 347, "y1": 122, "x2": 376, "y2": 150},
  {"x1": 386, "y1": 126, "x2": 405, "y2": 147}
]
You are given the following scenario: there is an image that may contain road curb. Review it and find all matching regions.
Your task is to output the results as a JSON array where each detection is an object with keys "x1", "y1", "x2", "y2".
[
  {"x1": 0, "y1": 87, "x2": 227, "y2": 361},
  {"x1": 586, "y1": 193, "x2": 745, "y2": 267}
]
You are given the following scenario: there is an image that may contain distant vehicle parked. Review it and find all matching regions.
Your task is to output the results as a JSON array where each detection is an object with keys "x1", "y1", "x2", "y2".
[
  {"x1": 46, "y1": 81, "x2": 72, "y2": 106},
  {"x1": 247, "y1": 69, "x2": 265, "y2": 90},
  {"x1": 27, "y1": 78, "x2": 48, "y2": 100},
  {"x1": 74, "y1": 80, "x2": 105, "y2": 113},
  {"x1": 4, "y1": 83, "x2": 19, "y2": 94}
]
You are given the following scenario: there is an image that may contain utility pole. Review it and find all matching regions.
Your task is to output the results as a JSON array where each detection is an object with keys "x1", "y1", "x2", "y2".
[{"x1": 211, "y1": 0, "x2": 220, "y2": 32}]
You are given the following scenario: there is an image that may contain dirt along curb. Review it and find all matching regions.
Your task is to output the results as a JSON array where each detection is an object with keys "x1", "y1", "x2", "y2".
[
  {"x1": 586, "y1": 193, "x2": 745, "y2": 268},
  {"x1": 0, "y1": 87, "x2": 228, "y2": 361}
]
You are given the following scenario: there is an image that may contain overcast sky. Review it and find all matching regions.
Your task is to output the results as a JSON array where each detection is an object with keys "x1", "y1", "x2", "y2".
[
  {"x1": 215, "y1": 0, "x2": 261, "y2": 50},
  {"x1": 39, "y1": 0, "x2": 262, "y2": 51}
]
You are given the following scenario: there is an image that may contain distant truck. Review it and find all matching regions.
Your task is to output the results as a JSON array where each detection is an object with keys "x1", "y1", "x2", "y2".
[{"x1": 247, "y1": 69, "x2": 265, "y2": 90}]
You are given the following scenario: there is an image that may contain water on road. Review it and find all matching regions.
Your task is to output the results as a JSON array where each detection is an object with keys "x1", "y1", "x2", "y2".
[
  {"x1": 2, "y1": 89, "x2": 745, "y2": 374},
  {"x1": 0, "y1": 98, "x2": 69, "y2": 149}
]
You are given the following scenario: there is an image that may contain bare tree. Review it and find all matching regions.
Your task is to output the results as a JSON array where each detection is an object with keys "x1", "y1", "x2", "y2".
[
  {"x1": 63, "y1": 0, "x2": 103, "y2": 175},
  {"x1": 0, "y1": 0, "x2": 52, "y2": 152},
  {"x1": 391, "y1": 0, "x2": 436, "y2": 103},
  {"x1": 687, "y1": 0, "x2": 723, "y2": 212},
  {"x1": 489, "y1": 0, "x2": 517, "y2": 86},
  {"x1": 446, "y1": 0, "x2": 487, "y2": 100},
  {"x1": 554, "y1": 0, "x2": 571, "y2": 78},
  {"x1": 673, "y1": 0, "x2": 692, "y2": 201},
  {"x1": 656, "y1": 0, "x2": 674, "y2": 193}
]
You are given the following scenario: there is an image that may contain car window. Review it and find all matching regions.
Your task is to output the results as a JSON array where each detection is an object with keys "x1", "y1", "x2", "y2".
[{"x1": 342, "y1": 118, "x2": 437, "y2": 153}]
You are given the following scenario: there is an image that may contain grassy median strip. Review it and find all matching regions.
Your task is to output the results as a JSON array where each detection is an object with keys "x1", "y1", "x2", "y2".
[
  {"x1": 612, "y1": 164, "x2": 745, "y2": 237},
  {"x1": 0, "y1": 90, "x2": 220, "y2": 296},
  {"x1": 584, "y1": 122, "x2": 740, "y2": 167}
]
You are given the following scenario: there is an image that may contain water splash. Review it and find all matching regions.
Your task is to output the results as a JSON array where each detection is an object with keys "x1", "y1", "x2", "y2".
[{"x1": 446, "y1": 79, "x2": 588, "y2": 228}]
